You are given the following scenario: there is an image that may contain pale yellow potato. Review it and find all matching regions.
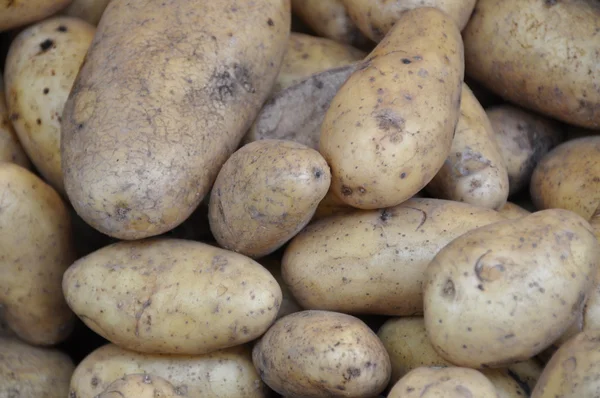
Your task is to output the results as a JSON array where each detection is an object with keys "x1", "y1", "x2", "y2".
[
  {"x1": 424, "y1": 209, "x2": 599, "y2": 368},
  {"x1": 260, "y1": 257, "x2": 302, "y2": 320},
  {"x1": 497, "y1": 202, "x2": 531, "y2": 220},
  {"x1": 0, "y1": 0, "x2": 72, "y2": 31},
  {"x1": 4, "y1": 16, "x2": 95, "y2": 195},
  {"x1": 426, "y1": 83, "x2": 509, "y2": 209},
  {"x1": 252, "y1": 310, "x2": 391, "y2": 398},
  {"x1": 97, "y1": 374, "x2": 180, "y2": 398},
  {"x1": 69, "y1": 343, "x2": 268, "y2": 398},
  {"x1": 282, "y1": 198, "x2": 506, "y2": 316},
  {"x1": 0, "y1": 77, "x2": 30, "y2": 169},
  {"x1": 208, "y1": 139, "x2": 331, "y2": 258},
  {"x1": 320, "y1": 7, "x2": 464, "y2": 209},
  {"x1": 63, "y1": 0, "x2": 110, "y2": 24}
]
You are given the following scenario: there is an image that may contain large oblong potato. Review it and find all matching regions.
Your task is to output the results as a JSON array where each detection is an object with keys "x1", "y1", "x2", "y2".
[
  {"x1": 0, "y1": 76, "x2": 30, "y2": 169},
  {"x1": 424, "y1": 209, "x2": 599, "y2": 368},
  {"x1": 61, "y1": 0, "x2": 290, "y2": 240},
  {"x1": 320, "y1": 7, "x2": 464, "y2": 209},
  {"x1": 209, "y1": 139, "x2": 331, "y2": 258},
  {"x1": 0, "y1": 0, "x2": 72, "y2": 31},
  {"x1": 97, "y1": 374, "x2": 180, "y2": 398}
]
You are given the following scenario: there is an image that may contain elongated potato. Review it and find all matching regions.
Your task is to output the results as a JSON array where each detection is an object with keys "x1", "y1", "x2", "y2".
[
  {"x1": 61, "y1": 0, "x2": 290, "y2": 240},
  {"x1": 98, "y1": 374, "x2": 180, "y2": 398},
  {"x1": 282, "y1": 198, "x2": 506, "y2": 316},
  {"x1": 320, "y1": 7, "x2": 464, "y2": 209},
  {"x1": 0, "y1": 77, "x2": 30, "y2": 169},
  {"x1": 497, "y1": 202, "x2": 530, "y2": 220},
  {"x1": 424, "y1": 209, "x2": 599, "y2": 368},
  {"x1": 5, "y1": 16, "x2": 95, "y2": 194},
  {"x1": 426, "y1": 83, "x2": 508, "y2": 209},
  {"x1": 63, "y1": 0, "x2": 110, "y2": 25},
  {"x1": 0, "y1": 0, "x2": 72, "y2": 31}
]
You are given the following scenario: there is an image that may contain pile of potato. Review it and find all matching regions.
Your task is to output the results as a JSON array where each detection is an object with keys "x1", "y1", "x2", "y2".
[{"x1": 0, "y1": 0, "x2": 599, "y2": 397}]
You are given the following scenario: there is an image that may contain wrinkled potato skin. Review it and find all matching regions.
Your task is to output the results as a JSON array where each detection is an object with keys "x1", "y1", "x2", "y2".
[
  {"x1": 497, "y1": 202, "x2": 530, "y2": 220},
  {"x1": 0, "y1": 163, "x2": 75, "y2": 345},
  {"x1": 341, "y1": 0, "x2": 476, "y2": 42},
  {"x1": 62, "y1": 0, "x2": 290, "y2": 240},
  {"x1": 320, "y1": 7, "x2": 464, "y2": 210},
  {"x1": 209, "y1": 140, "x2": 331, "y2": 258},
  {"x1": 98, "y1": 374, "x2": 180, "y2": 398},
  {"x1": 0, "y1": 0, "x2": 72, "y2": 31},
  {"x1": 69, "y1": 344, "x2": 268, "y2": 398},
  {"x1": 4, "y1": 16, "x2": 94, "y2": 194},
  {"x1": 282, "y1": 198, "x2": 506, "y2": 316},
  {"x1": 463, "y1": 0, "x2": 600, "y2": 129},
  {"x1": 424, "y1": 209, "x2": 599, "y2": 368},
  {"x1": 252, "y1": 310, "x2": 391, "y2": 398},
  {"x1": 426, "y1": 83, "x2": 508, "y2": 209},
  {"x1": 63, "y1": 0, "x2": 110, "y2": 24},
  {"x1": 63, "y1": 238, "x2": 282, "y2": 355},
  {"x1": 0, "y1": 77, "x2": 30, "y2": 169}
]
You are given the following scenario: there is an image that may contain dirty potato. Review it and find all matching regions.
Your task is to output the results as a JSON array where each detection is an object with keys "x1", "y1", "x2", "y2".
[
  {"x1": 97, "y1": 374, "x2": 180, "y2": 398},
  {"x1": 0, "y1": 0, "x2": 72, "y2": 31},
  {"x1": 63, "y1": 0, "x2": 111, "y2": 24}
]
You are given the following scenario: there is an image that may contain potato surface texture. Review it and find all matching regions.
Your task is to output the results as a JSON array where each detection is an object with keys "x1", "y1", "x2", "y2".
[
  {"x1": 320, "y1": 7, "x2": 464, "y2": 209},
  {"x1": 497, "y1": 202, "x2": 531, "y2": 220},
  {"x1": 424, "y1": 209, "x2": 599, "y2": 368},
  {"x1": 63, "y1": 239, "x2": 282, "y2": 355},
  {"x1": 97, "y1": 374, "x2": 180, "y2": 398},
  {"x1": 0, "y1": 76, "x2": 30, "y2": 169},
  {"x1": 61, "y1": 0, "x2": 290, "y2": 240},
  {"x1": 63, "y1": 0, "x2": 111, "y2": 24},
  {"x1": 0, "y1": 0, "x2": 72, "y2": 31}
]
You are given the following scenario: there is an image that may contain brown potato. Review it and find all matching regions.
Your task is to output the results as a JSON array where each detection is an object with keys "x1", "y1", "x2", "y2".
[
  {"x1": 63, "y1": 0, "x2": 110, "y2": 25},
  {"x1": 0, "y1": 0, "x2": 72, "y2": 31},
  {"x1": 97, "y1": 374, "x2": 180, "y2": 398},
  {"x1": 0, "y1": 76, "x2": 30, "y2": 169},
  {"x1": 497, "y1": 202, "x2": 531, "y2": 220}
]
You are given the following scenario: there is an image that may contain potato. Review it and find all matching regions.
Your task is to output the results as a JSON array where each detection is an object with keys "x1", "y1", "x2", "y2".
[
  {"x1": 252, "y1": 310, "x2": 391, "y2": 398},
  {"x1": 486, "y1": 105, "x2": 564, "y2": 195},
  {"x1": 260, "y1": 256, "x2": 302, "y2": 320},
  {"x1": 497, "y1": 202, "x2": 531, "y2": 220},
  {"x1": 63, "y1": 238, "x2": 282, "y2": 355},
  {"x1": 536, "y1": 318, "x2": 584, "y2": 365},
  {"x1": 97, "y1": 374, "x2": 180, "y2": 398},
  {"x1": 387, "y1": 366, "x2": 498, "y2": 398},
  {"x1": 424, "y1": 209, "x2": 599, "y2": 368},
  {"x1": 0, "y1": 0, "x2": 72, "y2": 31},
  {"x1": 481, "y1": 369, "x2": 529, "y2": 398},
  {"x1": 583, "y1": 263, "x2": 600, "y2": 333},
  {"x1": 0, "y1": 76, "x2": 30, "y2": 169},
  {"x1": 426, "y1": 83, "x2": 509, "y2": 210},
  {"x1": 69, "y1": 343, "x2": 268, "y2": 398},
  {"x1": 312, "y1": 187, "x2": 355, "y2": 221},
  {"x1": 208, "y1": 139, "x2": 331, "y2": 258},
  {"x1": 463, "y1": 0, "x2": 600, "y2": 129},
  {"x1": 0, "y1": 336, "x2": 75, "y2": 397},
  {"x1": 320, "y1": 7, "x2": 464, "y2": 209},
  {"x1": 4, "y1": 16, "x2": 94, "y2": 194},
  {"x1": 282, "y1": 198, "x2": 506, "y2": 316},
  {"x1": 0, "y1": 163, "x2": 75, "y2": 345},
  {"x1": 341, "y1": 0, "x2": 476, "y2": 42},
  {"x1": 61, "y1": 0, "x2": 290, "y2": 240},
  {"x1": 63, "y1": 0, "x2": 110, "y2": 25}
]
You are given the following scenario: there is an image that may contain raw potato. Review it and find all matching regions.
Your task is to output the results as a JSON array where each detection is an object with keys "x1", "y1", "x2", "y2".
[
  {"x1": 341, "y1": 0, "x2": 477, "y2": 42},
  {"x1": 209, "y1": 139, "x2": 331, "y2": 258},
  {"x1": 585, "y1": 269, "x2": 600, "y2": 332},
  {"x1": 260, "y1": 256, "x2": 302, "y2": 320},
  {"x1": 312, "y1": 187, "x2": 354, "y2": 221},
  {"x1": 4, "y1": 16, "x2": 95, "y2": 194},
  {"x1": 0, "y1": 76, "x2": 30, "y2": 169},
  {"x1": 426, "y1": 83, "x2": 509, "y2": 210},
  {"x1": 424, "y1": 209, "x2": 599, "y2": 368},
  {"x1": 387, "y1": 367, "x2": 498, "y2": 398},
  {"x1": 463, "y1": 0, "x2": 600, "y2": 129},
  {"x1": 0, "y1": 337, "x2": 75, "y2": 397},
  {"x1": 282, "y1": 198, "x2": 506, "y2": 316},
  {"x1": 69, "y1": 343, "x2": 268, "y2": 398},
  {"x1": 97, "y1": 374, "x2": 180, "y2": 398},
  {"x1": 320, "y1": 7, "x2": 464, "y2": 209},
  {"x1": 486, "y1": 105, "x2": 564, "y2": 195},
  {"x1": 497, "y1": 202, "x2": 530, "y2": 220},
  {"x1": 61, "y1": 0, "x2": 290, "y2": 240},
  {"x1": 63, "y1": 0, "x2": 111, "y2": 25},
  {"x1": 252, "y1": 310, "x2": 391, "y2": 398},
  {"x1": 0, "y1": 163, "x2": 75, "y2": 345},
  {"x1": 481, "y1": 369, "x2": 529, "y2": 398},
  {"x1": 0, "y1": 0, "x2": 72, "y2": 31},
  {"x1": 63, "y1": 238, "x2": 282, "y2": 355}
]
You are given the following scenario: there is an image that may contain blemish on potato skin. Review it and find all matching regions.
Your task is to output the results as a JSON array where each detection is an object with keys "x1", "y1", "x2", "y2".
[{"x1": 39, "y1": 38, "x2": 54, "y2": 53}]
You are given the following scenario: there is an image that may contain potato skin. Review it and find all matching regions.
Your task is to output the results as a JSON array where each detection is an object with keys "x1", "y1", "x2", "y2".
[
  {"x1": 63, "y1": 0, "x2": 111, "y2": 25},
  {"x1": 282, "y1": 198, "x2": 505, "y2": 316},
  {"x1": 0, "y1": 77, "x2": 30, "y2": 169},
  {"x1": 209, "y1": 139, "x2": 331, "y2": 258},
  {"x1": 0, "y1": 0, "x2": 72, "y2": 31},
  {"x1": 497, "y1": 202, "x2": 530, "y2": 220},
  {"x1": 252, "y1": 310, "x2": 391, "y2": 398},
  {"x1": 320, "y1": 7, "x2": 464, "y2": 209},
  {"x1": 61, "y1": 0, "x2": 290, "y2": 240},
  {"x1": 463, "y1": 0, "x2": 600, "y2": 129},
  {"x1": 97, "y1": 374, "x2": 180, "y2": 398},
  {"x1": 424, "y1": 209, "x2": 599, "y2": 368}
]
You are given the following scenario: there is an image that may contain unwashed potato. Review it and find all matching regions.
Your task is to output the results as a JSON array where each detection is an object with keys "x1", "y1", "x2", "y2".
[
  {"x1": 424, "y1": 209, "x2": 599, "y2": 368},
  {"x1": 463, "y1": 0, "x2": 600, "y2": 129},
  {"x1": 97, "y1": 374, "x2": 180, "y2": 398},
  {"x1": 282, "y1": 198, "x2": 506, "y2": 316},
  {"x1": 0, "y1": 76, "x2": 30, "y2": 169},
  {"x1": 61, "y1": 0, "x2": 290, "y2": 240},
  {"x1": 0, "y1": 0, "x2": 72, "y2": 31},
  {"x1": 69, "y1": 343, "x2": 268, "y2": 398},
  {"x1": 426, "y1": 82, "x2": 509, "y2": 210},
  {"x1": 497, "y1": 202, "x2": 530, "y2": 220},
  {"x1": 0, "y1": 162, "x2": 75, "y2": 345},
  {"x1": 63, "y1": 238, "x2": 282, "y2": 355},
  {"x1": 252, "y1": 310, "x2": 391, "y2": 398},
  {"x1": 260, "y1": 256, "x2": 302, "y2": 319},
  {"x1": 208, "y1": 139, "x2": 331, "y2": 258},
  {"x1": 320, "y1": 7, "x2": 464, "y2": 209},
  {"x1": 63, "y1": 0, "x2": 111, "y2": 25},
  {"x1": 486, "y1": 105, "x2": 564, "y2": 195}
]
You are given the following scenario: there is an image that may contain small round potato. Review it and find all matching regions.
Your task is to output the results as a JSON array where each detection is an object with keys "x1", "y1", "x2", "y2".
[
  {"x1": 97, "y1": 374, "x2": 180, "y2": 398},
  {"x1": 0, "y1": 0, "x2": 72, "y2": 31},
  {"x1": 63, "y1": 0, "x2": 111, "y2": 25},
  {"x1": 252, "y1": 310, "x2": 391, "y2": 398},
  {"x1": 0, "y1": 76, "x2": 30, "y2": 169},
  {"x1": 497, "y1": 202, "x2": 531, "y2": 220}
]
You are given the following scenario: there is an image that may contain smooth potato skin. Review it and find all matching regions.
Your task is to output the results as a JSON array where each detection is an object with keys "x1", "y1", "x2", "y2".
[
  {"x1": 0, "y1": 77, "x2": 30, "y2": 169},
  {"x1": 63, "y1": 0, "x2": 111, "y2": 24},
  {"x1": 497, "y1": 202, "x2": 530, "y2": 220},
  {"x1": 97, "y1": 374, "x2": 180, "y2": 398},
  {"x1": 463, "y1": 0, "x2": 600, "y2": 129},
  {"x1": 62, "y1": 0, "x2": 290, "y2": 240},
  {"x1": 320, "y1": 7, "x2": 464, "y2": 209},
  {"x1": 0, "y1": 0, "x2": 72, "y2": 31}
]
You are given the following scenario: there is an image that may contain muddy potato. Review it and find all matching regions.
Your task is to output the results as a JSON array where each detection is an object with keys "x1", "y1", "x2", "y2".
[
  {"x1": 0, "y1": 0, "x2": 72, "y2": 31},
  {"x1": 0, "y1": 77, "x2": 30, "y2": 169},
  {"x1": 463, "y1": 0, "x2": 600, "y2": 129},
  {"x1": 426, "y1": 83, "x2": 509, "y2": 210},
  {"x1": 61, "y1": 0, "x2": 290, "y2": 240},
  {"x1": 282, "y1": 198, "x2": 506, "y2": 316},
  {"x1": 97, "y1": 374, "x2": 180, "y2": 398},
  {"x1": 252, "y1": 310, "x2": 391, "y2": 398},
  {"x1": 63, "y1": 238, "x2": 282, "y2": 355},
  {"x1": 209, "y1": 139, "x2": 330, "y2": 258},
  {"x1": 497, "y1": 202, "x2": 531, "y2": 220},
  {"x1": 320, "y1": 7, "x2": 464, "y2": 209},
  {"x1": 63, "y1": 0, "x2": 110, "y2": 25},
  {"x1": 424, "y1": 209, "x2": 599, "y2": 368}
]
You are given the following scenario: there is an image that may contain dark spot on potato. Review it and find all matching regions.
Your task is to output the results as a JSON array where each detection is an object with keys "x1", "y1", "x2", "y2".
[
  {"x1": 373, "y1": 109, "x2": 405, "y2": 139},
  {"x1": 358, "y1": 186, "x2": 366, "y2": 194},
  {"x1": 336, "y1": 385, "x2": 346, "y2": 391},
  {"x1": 341, "y1": 186, "x2": 353, "y2": 196},
  {"x1": 43, "y1": 88, "x2": 49, "y2": 94},
  {"x1": 314, "y1": 79, "x2": 324, "y2": 89},
  {"x1": 36, "y1": 118, "x2": 41, "y2": 125},
  {"x1": 209, "y1": 63, "x2": 255, "y2": 103},
  {"x1": 9, "y1": 113, "x2": 19, "y2": 121},
  {"x1": 344, "y1": 367, "x2": 361, "y2": 380},
  {"x1": 400, "y1": 172, "x2": 407, "y2": 179},
  {"x1": 508, "y1": 369, "x2": 531, "y2": 395},
  {"x1": 545, "y1": 0, "x2": 558, "y2": 6},
  {"x1": 77, "y1": 123, "x2": 84, "y2": 130},
  {"x1": 477, "y1": 284, "x2": 485, "y2": 291},
  {"x1": 267, "y1": 18, "x2": 274, "y2": 26},
  {"x1": 175, "y1": 385, "x2": 188, "y2": 395},
  {"x1": 442, "y1": 279, "x2": 455, "y2": 298},
  {"x1": 91, "y1": 376, "x2": 99, "y2": 387},
  {"x1": 114, "y1": 203, "x2": 130, "y2": 221},
  {"x1": 39, "y1": 39, "x2": 54, "y2": 52},
  {"x1": 313, "y1": 168, "x2": 323, "y2": 178},
  {"x1": 401, "y1": 58, "x2": 411, "y2": 64},
  {"x1": 57, "y1": 25, "x2": 68, "y2": 32},
  {"x1": 380, "y1": 209, "x2": 391, "y2": 222}
]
